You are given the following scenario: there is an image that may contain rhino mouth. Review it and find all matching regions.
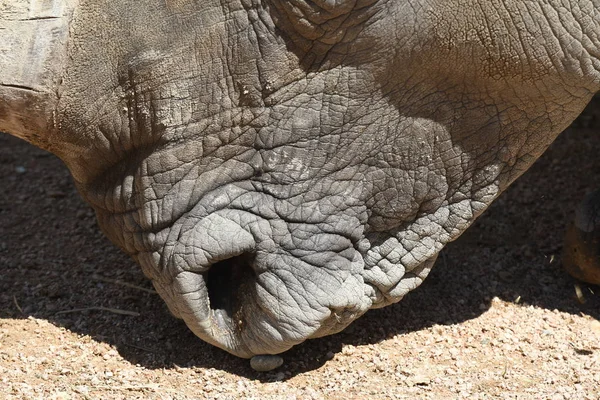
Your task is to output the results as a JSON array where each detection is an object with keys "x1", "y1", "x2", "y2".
[{"x1": 205, "y1": 253, "x2": 257, "y2": 332}]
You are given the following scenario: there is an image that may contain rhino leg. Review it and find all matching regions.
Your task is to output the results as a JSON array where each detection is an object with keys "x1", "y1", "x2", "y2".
[{"x1": 563, "y1": 189, "x2": 600, "y2": 285}]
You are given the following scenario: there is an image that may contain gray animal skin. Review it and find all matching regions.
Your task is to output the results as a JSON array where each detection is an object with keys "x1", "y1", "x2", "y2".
[{"x1": 1, "y1": 0, "x2": 599, "y2": 358}]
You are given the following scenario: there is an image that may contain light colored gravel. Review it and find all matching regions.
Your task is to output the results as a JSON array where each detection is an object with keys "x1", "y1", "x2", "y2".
[{"x1": 1, "y1": 301, "x2": 599, "y2": 399}]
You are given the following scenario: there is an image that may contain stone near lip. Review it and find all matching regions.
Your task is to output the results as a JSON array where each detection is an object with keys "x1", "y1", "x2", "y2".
[{"x1": 250, "y1": 355, "x2": 284, "y2": 372}]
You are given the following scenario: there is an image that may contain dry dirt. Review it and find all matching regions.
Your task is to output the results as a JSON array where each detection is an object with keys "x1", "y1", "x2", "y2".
[{"x1": 2, "y1": 99, "x2": 600, "y2": 399}]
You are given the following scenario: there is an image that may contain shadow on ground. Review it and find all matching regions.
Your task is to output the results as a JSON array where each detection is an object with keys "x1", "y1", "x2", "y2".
[{"x1": 1, "y1": 98, "x2": 599, "y2": 380}]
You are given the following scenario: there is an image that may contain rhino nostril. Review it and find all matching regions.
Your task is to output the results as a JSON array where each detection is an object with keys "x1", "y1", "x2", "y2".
[{"x1": 205, "y1": 252, "x2": 256, "y2": 328}]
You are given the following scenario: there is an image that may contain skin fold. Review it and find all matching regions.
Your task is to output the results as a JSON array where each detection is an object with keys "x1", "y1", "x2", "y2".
[{"x1": 1, "y1": 0, "x2": 599, "y2": 357}]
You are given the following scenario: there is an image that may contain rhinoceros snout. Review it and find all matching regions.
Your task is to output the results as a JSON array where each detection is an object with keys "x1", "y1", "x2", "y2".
[{"x1": 147, "y1": 209, "x2": 373, "y2": 358}]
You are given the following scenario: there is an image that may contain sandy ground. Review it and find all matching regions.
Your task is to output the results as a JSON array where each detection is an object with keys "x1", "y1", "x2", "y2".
[{"x1": 1, "y1": 98, "x2": 600, "y2": 399}]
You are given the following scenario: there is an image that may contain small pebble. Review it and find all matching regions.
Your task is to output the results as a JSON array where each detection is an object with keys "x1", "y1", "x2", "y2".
[
  {"x1": 250, "y1": 355, "x2": 284, "y2": 372},
  {"x1": 273, "y1": 372, "x2": 285, "y2": 381}
]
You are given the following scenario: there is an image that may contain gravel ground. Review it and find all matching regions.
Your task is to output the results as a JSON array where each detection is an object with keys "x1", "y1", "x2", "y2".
[{"x1": 1, "y1": 98, "x2": 600, "y2": 399}]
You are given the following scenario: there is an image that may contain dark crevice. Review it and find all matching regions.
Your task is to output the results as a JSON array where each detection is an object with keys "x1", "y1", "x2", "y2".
[
  {"x1": 0, "y1": 83, "x2": 40, "y2": 92},
  {"x1": 18, "y1": 16, "x2": 60, "y2": 21},
  {"x1": 205, "y1": 253, "x2": 257, "y2": 323}
]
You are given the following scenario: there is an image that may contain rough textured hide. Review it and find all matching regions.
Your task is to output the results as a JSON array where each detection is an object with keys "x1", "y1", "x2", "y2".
[
  {"x1": 0, "y1": 0, "x2": 75, "y2": 146},
  {"x1": 1, "y1": 0, "x2": 599, "y2": 357}
]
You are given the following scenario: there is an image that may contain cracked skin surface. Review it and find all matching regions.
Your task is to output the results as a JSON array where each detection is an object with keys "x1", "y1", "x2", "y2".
[{"x1": 2, "y1": 0, "x2": 600, "y2": 357}]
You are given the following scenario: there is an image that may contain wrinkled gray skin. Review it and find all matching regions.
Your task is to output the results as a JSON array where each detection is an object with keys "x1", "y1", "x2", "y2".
[{"x1": 1, "y1": 0, "x2": 600, "y2": 358}]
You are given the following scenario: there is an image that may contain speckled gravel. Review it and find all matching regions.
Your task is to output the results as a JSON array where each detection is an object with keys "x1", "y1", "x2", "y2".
[
  {"x1": 1, "y1": 304, "x2": 599, "y2": 399},
  {"x1": 2, "y1": 100, "x2": 600, "y2": 399}
]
